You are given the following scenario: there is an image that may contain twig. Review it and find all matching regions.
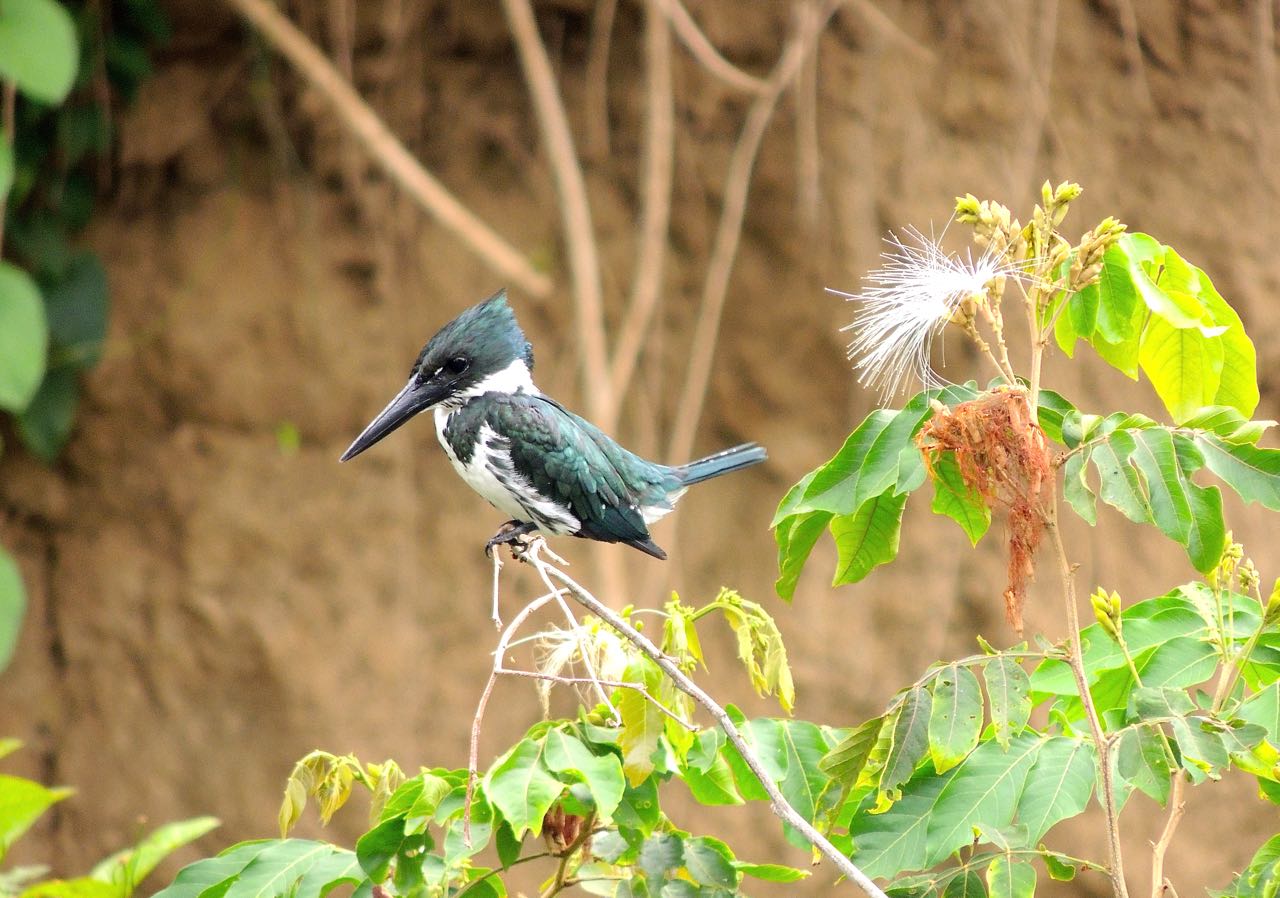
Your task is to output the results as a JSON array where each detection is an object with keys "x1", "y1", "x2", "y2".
[
  {"x1": 465, "y1": 588, "x2": 561, "y2": 843},
  {"x1": 1045, "y1": 502, "x2": 1130, "y2": 898},
  {"x1": 222, "y1": 0, "x2": 553, "y2": 299},
  {"x1": 668, "y1": 0, "x2": 839, "y2": 463},
  {"x1": 501, "y1": 0, "x2": 612, "y2": 425},
  {"x1": 581, "y1": 0, "x2": 617, "y2": 162},
  {"x1": 848, "y1": 0, "x2": 934, "y2": 63},
  {"x1": 1115, "y1": 0, "x2": 1152, "y2": 108},
  {"x1": 1149, "y1": 774, "x2": 1186, "y2": 898},
  {"x1": 527, "y1": 545, "x2": 620, "y2": 720},
  {"x1": 522, "y1": 539, "x2": 890, "y2": 898},
  {"x1": 607, "y1": 0, "x2": 676, "y2": 420},
  {"x1": 651, "y1": 0, "x2": 769, "y2": 95},
  {"x1": 491, "y1": 549, "x2": 504, "y2": 629}
]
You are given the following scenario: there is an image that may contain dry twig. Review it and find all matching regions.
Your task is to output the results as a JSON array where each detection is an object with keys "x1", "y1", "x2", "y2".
[
  {"x1": 607, "y1": 0, "x2": 676, "y2": 421},
  {"x1": 652, "y1": 0, "x2": 769, "y2": 94},
  {"x1": 518, "y1": 538, "x2": 889, "y2": 898},
  {"x1": 501, "y1": 0, "x2": 613, "y2": 425},
  {"x1": 668, "y1": 0, "x2": 839, "y2": 463},
  {"x1": 222, "y1": 0, "x2": 553, "y2": 298}
]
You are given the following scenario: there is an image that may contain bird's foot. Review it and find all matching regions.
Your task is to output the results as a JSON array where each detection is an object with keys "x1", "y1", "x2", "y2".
[{"x1": 484, "y1": 520, "x2": 539, "y2": 559}]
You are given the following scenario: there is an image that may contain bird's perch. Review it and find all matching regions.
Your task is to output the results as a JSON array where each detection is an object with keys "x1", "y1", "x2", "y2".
[{"x1": 507, "y1": 538, "x2": 890, "y2": 898}]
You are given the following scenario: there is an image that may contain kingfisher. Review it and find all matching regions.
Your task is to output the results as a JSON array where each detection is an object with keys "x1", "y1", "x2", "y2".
[{"x1": 340, "y1": 290, "x2": 766, "y2": 559}]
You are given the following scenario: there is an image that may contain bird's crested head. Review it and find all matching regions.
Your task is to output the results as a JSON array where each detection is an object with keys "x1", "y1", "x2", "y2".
[
  {"x1": 409, "y1": 288, "x2": 535, "y2": 398},
  {"x1": 340, "y1": 289, "x2": 537, "y2": 461}
]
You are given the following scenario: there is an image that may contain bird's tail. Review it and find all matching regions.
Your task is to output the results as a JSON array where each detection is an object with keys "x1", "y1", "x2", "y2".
[{"x1": 675, "y1": 442, "x2": 767, "y2": 485}]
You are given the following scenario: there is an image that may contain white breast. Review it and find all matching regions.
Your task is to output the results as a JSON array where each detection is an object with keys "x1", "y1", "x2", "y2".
[{"x1": 434, "y1": 408, "x2": 580, "y2": 535}]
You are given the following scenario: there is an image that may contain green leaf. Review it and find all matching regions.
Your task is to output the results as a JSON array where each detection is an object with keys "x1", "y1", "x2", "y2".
[
  {"x1": 1139, "y1": 315, "x2": 1223, "y2": 424},
  {"x1": 681, "y1": 749, "x2": 743, "y2": 806},
  {"x1": 929, "y1": 453, "x2": 991, "y2": 545},
  {"x1": 682, "y1": 837, "x2": 738, "y2": 889},
  {"x1": 638, "y1": 833, "x2": 683, "y2": 880},
  {"x1": 774, "y1": 510, "x2": 828, "y2": 600},
  {"x1": 0, "y1": 0, "x2": 79, "y2": 103},
  {"x1": 221, "y1": 840, "x2": 343, "y2": 898},
  {"x1": 943, "y1": 870, "x2": 987, "y2": 898},
  {"x1": 0, "y1": 262, "x2": 48, "y2": 413},
  {"x1": 1042, "y1": 853, "x2": 1076, "y2": 882},
  {"x1": 0, "y1": 774, "x2": 73, "y2": 854},
  {"x1": 733, "y1": 862, "x2": 808, "y2": 883},
  {"x1": 986, "y1": 856, "x2": 1036, "y2": 898},
  {"x1": 483, "y1": 738, "x2": 563, "y2": 838},
  {"x1": 150, "y1": 841, "x2": 275, "y2": 898},
  {"x1": 0, "y1": 546, "x2": 26, "y2": 674},
  {"x1": 18, "y1": 367, "x2": 79, "y2": 463},
  {"x1": 353, "y1": 818, "x2": 402, "y2": 883},
  {"x1": 740, "y1": 719, "x2": 834, "y2": 847},
  {"x1": 881, "y1": 687, "x2": 931, "y2": 795},
  {"x1": 820, "y1": 716, "x2": 884, "y2": 792},
  {"x1": 542, "y1": 729, "x2": 624, "y2": 822},
  {"x1": 846, "y1": 772, "x2": 948, "y2": 879},
  {"x1": 1169, "y1": 717, "x2": 1229, "y2": 780},
  {"x1": 928, "y1": 665, "x2": 982, "y2": 774},
  {"x1": 1095, "y1": 241, "x2": 1144, "y2": 345},
  {"x1": 618, "y1": 662, "x2": 664, "y2": 786},
  {"x1": 924, "y1": 734, "x2": 1042, "y2": 867},
  {"x1": 1196, "y1": 434, "x2": 1280, "y2": 511},
  {"x1": 1238, "y1": 684, "x2": 1280, "y2": 743},
  {"x1": 44, "y1": 253, "x2": 109, "y2": 370},
  {"x1": 830, "y1": 490, "x2": 907, "y2": 585},
  {"x1": 984, "y1": 657, "x2": 1031, "y2": 749},
  {"x1": 89, "y1": 817, "x2": 220, "y2": 893},
  {"x1": 1014, "y1": 737, "x2": 1094, "y2": 843}
]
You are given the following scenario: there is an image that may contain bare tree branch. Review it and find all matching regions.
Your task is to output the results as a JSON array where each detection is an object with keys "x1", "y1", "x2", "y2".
[
  {"x1": 607, "y1": 0, "x2": 676, "y2": 423},
  {"x1": 519, "y1": 538, "x2": 889, "y2": 898},
  {"x1": 582, "y1": 0, "x2": 618, "y2": 162},
  {"x1": 652, "y1": 0, "x2": 770, "y2": 94},
  {"x1": 501, "y1": 0, "x2": 613, "y2": 425},
  {"x1": 668, "y1": 1, "x2": 837, "y2": 463},
  {"x1": 223, "y1": 0, "x2": 553, "y2": 298}
]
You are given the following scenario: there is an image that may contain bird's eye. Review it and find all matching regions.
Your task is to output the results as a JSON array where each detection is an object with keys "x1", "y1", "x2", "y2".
[{"x1": 445, "y1": 356, "x2": 470, "y2": 375}]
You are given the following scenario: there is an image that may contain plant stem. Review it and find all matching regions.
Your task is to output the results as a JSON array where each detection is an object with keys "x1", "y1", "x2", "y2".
[
  {"x1": 1149, "y1": 774, "x2": 1186, "y2": 898},
  {"x1": 524, "y1": 540, "x2": 889, "y2": 898},
  {"x1": 1044, "y1": 501, "x2": 1129, "y2": 898},
  {"x1": 221, "y1": 0, "x2": 552, "y2": 298}
]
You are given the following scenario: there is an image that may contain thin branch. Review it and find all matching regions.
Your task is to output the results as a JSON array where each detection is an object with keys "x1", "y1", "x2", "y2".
[
  {"x1": 466, "y1": 588, "x2": 560, "y2": 843},
  {"x1": 848, "y1": 0, "x2": 934, "y2": 63},
  {"x1": 1149, "y1": 774, "x2": 1186, "y2": 898},
  {"x1": 581, "y1": 0, "x2": 617, "y2": 162},
  {"x1": 521, "y1": 538, "x2": 889, "y2": 898},
  {"x1": 222, "y1": 0, "x2": 553, "y2": 298},
  {"x1": 652, "y1": 0, "x2": 770, "y2": 95},
  {"x1": 529, "y1": 546, "x2": 620, "y2": 719},
  {"x1": 668, "y1": 0, "x2": 838, "y2": 463},
  {"x1": 1045, "y1": 501, "x2": 1130, "y2": 898},
  {"x1": 1115, "y1": 0, "x2": 1152, "y2": 108},
  {"x1": 607, "y1": 0, "x2": 676, "y2": 421},
  {"x1": 501, "y1": 0, "x2": 612, "y2": 425}
]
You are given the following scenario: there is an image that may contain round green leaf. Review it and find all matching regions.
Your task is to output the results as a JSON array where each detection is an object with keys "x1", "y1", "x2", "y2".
[
  {"x1": 17, "y1": 366, "x2": 78, "y2": 462},
  {"x1": 0, "y1": 262, "x2": 48, "y2": 412},
  {"x1": 0, "y1": 545, "x2": 27, "y2": 673},
  {"x1": 0, "y1": 0, "x2": 79, "y2": 103},
  {"x1": 44, "y1": 252, "x2": 108, "y2": 369}
]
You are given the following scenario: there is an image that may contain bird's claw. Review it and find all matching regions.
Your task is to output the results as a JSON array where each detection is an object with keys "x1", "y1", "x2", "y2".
[{"x1": 484, "y1": 520, "x2": 539, "y2": 558}]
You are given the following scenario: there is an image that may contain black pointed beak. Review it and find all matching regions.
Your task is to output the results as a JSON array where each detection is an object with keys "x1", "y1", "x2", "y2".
[{"x1": 340, "y1": 380, "x2": 438, "y2": 461}]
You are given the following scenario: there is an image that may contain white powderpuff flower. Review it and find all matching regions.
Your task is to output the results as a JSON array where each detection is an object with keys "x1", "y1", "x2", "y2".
[
  {"x1": 533, "y1": 620, "x2": 631, "y2": 715},
  {"x1": 832, "y1": 226, "x2": 1019, "y2": 400}
]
